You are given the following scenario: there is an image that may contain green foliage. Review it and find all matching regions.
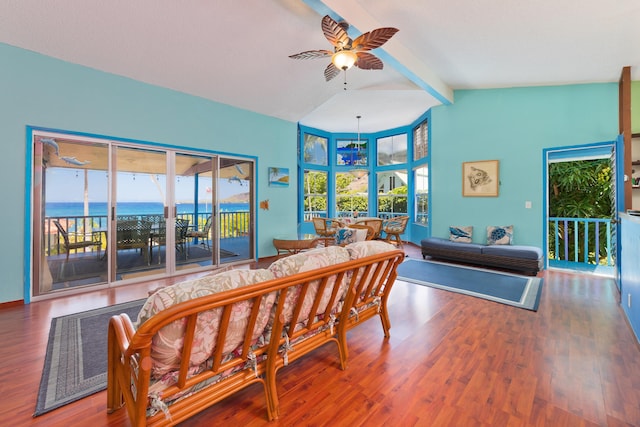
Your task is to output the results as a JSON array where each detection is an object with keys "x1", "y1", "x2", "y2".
[
  {"x1": 378, "y1": 185, "x2": 408, "y2": 213},
  {"x1": 303, "y1": 171, "x2": 328, "y2": 213},
  {"x1": 548, "y1": 159, "x2": 612, "y2": 265},
  {"x1": 549, "y1": 160, "x2": 612, "y2": 218}
]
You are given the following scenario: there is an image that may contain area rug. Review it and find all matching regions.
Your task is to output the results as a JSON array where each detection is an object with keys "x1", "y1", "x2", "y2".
[
  {"x1": 396, "y1": 259, "x2": 543, "y2": 311},
  {"x1": 34, "y1": 299, "x2": 145, "y2": 417}
]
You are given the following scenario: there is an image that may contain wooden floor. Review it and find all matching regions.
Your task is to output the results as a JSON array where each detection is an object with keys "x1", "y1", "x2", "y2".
[{"x1": 2, "y1": 244, "x2": 639, "y2": 426}]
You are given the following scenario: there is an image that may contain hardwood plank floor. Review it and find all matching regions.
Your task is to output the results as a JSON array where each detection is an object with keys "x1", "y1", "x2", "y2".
[{"x1": 2, "y1": 244, "x2": 639, "y2": 426}]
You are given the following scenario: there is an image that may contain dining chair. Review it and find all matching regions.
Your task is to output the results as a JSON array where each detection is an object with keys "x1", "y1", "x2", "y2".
[
  {"x1": 346, "y1": 223, "x2": 375, "y2": 240},
  {"x1": 381, "y1": 215, "x2": 409, "y2": 247},
  {"x1": 355, "y1": 218, "x2": 384, "y2": 240},
  {"x1": 116, "y1": 219, "x2": 152, "y2": 264},
  {"x1": 53, "y1": 220, "x2": 102, "y2": 260},
  {"x1": 311, "y1": 217, "x2": 344, "y2": 246}
]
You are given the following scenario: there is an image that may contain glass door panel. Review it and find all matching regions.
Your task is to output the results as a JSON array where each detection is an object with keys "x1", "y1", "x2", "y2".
[
  {"x1": 113, "y1": 146, "x2": 166, "y2": 280},
  {"x1": 219, "y1": 157, "x2": 254, "y2": 262},
  {"x1": 34, "y1": 135, "x2": 109, "y2": 296},
  {"x1": 175, "y1": 153, "x2": 215, "y2": 269}
]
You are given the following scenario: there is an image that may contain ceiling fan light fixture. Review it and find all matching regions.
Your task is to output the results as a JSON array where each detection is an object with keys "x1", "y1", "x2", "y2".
[{"x1": 332, "y1": 50, "x2": 357, "y2": 70}]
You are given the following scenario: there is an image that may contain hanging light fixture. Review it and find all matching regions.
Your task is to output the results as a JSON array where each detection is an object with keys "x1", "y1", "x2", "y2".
[{"x1": 331, "y1": 50, "x2": 357, "y2": 71}]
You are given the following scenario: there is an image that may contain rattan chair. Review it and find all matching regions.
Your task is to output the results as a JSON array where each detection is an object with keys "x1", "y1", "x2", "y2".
[
  {"x1": 355, "y1": 218, "x2": 384, "y2": 240},
  {"x1": 311, "y1": 217, "x2": 344, "y2": 246},
  {"x1": 346, "y1": 223, "x2": 375, "y2": 240},
  {"x1": 382, "y1": 215, "x2": 409, "y2": 247}
]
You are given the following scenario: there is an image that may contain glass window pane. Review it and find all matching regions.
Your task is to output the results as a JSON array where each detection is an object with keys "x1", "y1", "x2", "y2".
[
  {"x1": 377, "y1": 170, "x2": 408, "y2": 219},
  {"x1": 413, "y1": 120, "x2": 428, "y2": 161},
  {"x1": 335, "y1": 170, "x2": 368, "y2": 217},
  {"x1": 377, "y1": 134, "x2": 407, "y2": 166},
  {"x1": 414, "y1": 166, "x2": 428, "y2": 225},
  {"x1": 336, "y1": 138, "x2": 367, "y2": 166},
  {"x1": 303, "y1": 134, "x2": 328, "y2": 166},
  {"x1": 303, "y1": 170, "x2": 328, "y2": 220}
]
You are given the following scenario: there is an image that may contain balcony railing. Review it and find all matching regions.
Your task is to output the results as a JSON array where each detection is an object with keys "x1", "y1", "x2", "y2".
[
  {"x1": 45, "y1": 211, "x2": 250, "y2": 257},
  {"x1": 548, "y1": 217, "x2": 615, "y2": 271}
]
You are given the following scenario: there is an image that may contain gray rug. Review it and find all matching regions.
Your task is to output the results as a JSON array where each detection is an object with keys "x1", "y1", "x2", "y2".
[{"x1": 34, "y1": 299, "x2": 145, "y2": 416}]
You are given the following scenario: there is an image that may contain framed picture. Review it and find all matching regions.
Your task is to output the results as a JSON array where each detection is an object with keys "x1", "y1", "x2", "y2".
[
  {"x1": 462, "y1": 160, "x2": 499, "y2": 197},
  {"x1": 268, "y1": 167, "x2": 289, "y2": 187}
]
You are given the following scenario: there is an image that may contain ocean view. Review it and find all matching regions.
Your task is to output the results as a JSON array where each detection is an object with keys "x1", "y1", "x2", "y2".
[{"x1": 46, "y1": 202, "x2": 249, "y2": 218}]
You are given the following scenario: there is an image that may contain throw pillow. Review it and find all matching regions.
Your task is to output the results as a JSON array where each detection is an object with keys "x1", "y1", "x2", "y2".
[
  {"x1": 335, "y1": 227, "x2": 367, "y2": 245},
  {"x1": 449, "y1": 226, "x2": 473, "y2": 243},
  {"x1": 487, "y1": 225, "x2": 513, "y2": 245}
]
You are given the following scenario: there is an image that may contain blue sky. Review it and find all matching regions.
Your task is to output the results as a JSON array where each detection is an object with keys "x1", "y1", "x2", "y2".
[{"x1": 46, "y1": 168, "x2": 245, "y2": 203}]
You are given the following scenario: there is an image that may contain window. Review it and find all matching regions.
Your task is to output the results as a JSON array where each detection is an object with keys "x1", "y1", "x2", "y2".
[
  {"x1": 303, "y1": 134, "x2": 328, "y2": 166},
  {"x1": 335, "y1": 170, "x2": 368, "y2": 217},
  {"x1": 303, "y1": 170, "x2": 328, "y2": 220},
  {"x1": 336, "y1": 137, "x2": 367, "y2": 166},
  {"x1": 413, "y1": 120, "x2": 428, "y2": 161},
  {"x1": 377, "y1": 170, "x2": 407, "y2": 219},
  {"x1": 377, "y1": 134, "x2": 407, "y2": 166},
  {"x1": 414, "y1": 166, "x2": 428, "y2": 225}
]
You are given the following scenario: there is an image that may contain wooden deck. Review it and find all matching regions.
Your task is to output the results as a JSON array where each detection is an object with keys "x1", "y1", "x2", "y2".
[{"x1": 1, "y1": 244, "x2": 639, "y2": 426}]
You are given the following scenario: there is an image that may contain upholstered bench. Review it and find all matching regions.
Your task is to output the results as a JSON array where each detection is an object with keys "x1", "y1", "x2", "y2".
[{"x1": 420, "y1": 237, "x2": 543, "y2": 275}]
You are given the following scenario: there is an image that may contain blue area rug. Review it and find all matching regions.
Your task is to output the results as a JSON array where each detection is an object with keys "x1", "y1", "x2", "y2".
[{"x1": 396, "y1": 259, "x2": 543, "y2": 311}]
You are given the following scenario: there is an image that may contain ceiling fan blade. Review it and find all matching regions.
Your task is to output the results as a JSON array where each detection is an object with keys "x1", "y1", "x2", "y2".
[
  {"x1": 355, "y1": 52, "x2": 383, "y2": 70},
  {"x1": 321, "y1": 15, "x2": 351, "y2": 49},
  {"x1": 352, "y1": 27, "x2": 399, "y2": 51},
  {"x1": 289, "y1": 50, "x2": 333, "y2": 60},
  {"x1": 324, "y1": 63, "x2": 341, "y2": 81}
]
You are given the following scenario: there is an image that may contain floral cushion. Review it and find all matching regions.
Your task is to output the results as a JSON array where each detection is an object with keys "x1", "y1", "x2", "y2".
[
  {"x1": 345, "y1": 240, "x2": 397, "y2": 260},
  {"x1": 268, "y1": 246, "x2": 351, "y2": 323},
  {"x1": 449, "y1": 226, "x2": 473, "y2": 243},
  {"x1": 487, "y1": 225, "x2": 513, "y2": 245},
  {"x1": 136, "y1": 268, "x2": 276, "y2": 378}
]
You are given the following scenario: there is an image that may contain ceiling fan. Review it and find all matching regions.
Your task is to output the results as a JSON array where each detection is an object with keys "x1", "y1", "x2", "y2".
[{"x1": 289, "y1": 15, "x2": 399, "y2": 82}]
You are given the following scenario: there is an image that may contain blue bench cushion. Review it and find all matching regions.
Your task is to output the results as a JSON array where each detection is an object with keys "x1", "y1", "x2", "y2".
[
  {"x1": 421, "y1": 237, "x2": 483, "y2": 254},
  {"x1": 481, "y1": 244, "x2": 542, "y2": 260}
]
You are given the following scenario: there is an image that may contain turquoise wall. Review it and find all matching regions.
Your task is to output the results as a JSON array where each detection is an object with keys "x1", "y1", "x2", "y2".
[
  {"x1": 429, "y1": 84, "x2": 618, "y2": 247},
  {"x1": 0, "y1": 43, "x2": 297, "y2": 303}
]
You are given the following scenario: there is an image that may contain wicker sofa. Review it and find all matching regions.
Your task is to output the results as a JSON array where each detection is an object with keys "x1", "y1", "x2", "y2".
[
  {"x1": 421, "y1": 237, "x2": 543, "y2": 275},
  {"x1": 107, "y1": 241, "x2": 404, "y2": 425}
]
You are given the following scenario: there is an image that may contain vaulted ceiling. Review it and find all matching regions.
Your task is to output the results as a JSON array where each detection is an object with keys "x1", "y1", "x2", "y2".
[{"x1": 1, "y1": 0, "x2": 638, "y2": 133}]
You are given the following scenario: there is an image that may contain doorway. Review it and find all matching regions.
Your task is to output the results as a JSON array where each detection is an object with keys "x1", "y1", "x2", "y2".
[
  {"x1": 30, "y1": 129, "x2": 255, "y2": 299},
  {"x1": 543, "y1": 141, "x2": 620, "y2": 276}
]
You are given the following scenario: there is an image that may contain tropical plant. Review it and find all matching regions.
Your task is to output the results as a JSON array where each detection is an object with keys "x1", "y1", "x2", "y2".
[{"x1": 548, "y1": 159, "x2": 612, "y2": 264}]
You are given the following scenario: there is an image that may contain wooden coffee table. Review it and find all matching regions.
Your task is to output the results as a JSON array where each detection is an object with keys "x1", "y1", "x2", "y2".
[{"x1": 272, "y1": 234, "x2": 320, "y2": 256}]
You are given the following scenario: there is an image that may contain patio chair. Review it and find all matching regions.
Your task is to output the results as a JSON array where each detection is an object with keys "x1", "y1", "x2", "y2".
[
  {"x1": 187, "y1": 216, "x2": 212, "y2": 250},
  {"x1": 53, "y1": 220, "x2": 102, "y2": 260},
  {"x1": 312, "y1": 217, "x2": 344, "y2": 246},
  {"x1": 116, "y1": 219, "x2": 152, "y2": 264},
  {"x1": 382, "y1": 215, "x2": 409, "y2": 247}
]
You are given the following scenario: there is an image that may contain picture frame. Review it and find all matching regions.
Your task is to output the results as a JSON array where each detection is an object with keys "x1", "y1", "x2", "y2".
[
  {"x1": 462, "y1": 160, "x2": 499, "y2": 197},
  {"x1": 268, "y1": 167, "x2": 289, "y2": 187}
]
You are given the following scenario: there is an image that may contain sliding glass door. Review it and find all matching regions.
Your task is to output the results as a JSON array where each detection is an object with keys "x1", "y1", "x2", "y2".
[{"x1": 31, "y1": 130, "x2": 255, "y2": 298}]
